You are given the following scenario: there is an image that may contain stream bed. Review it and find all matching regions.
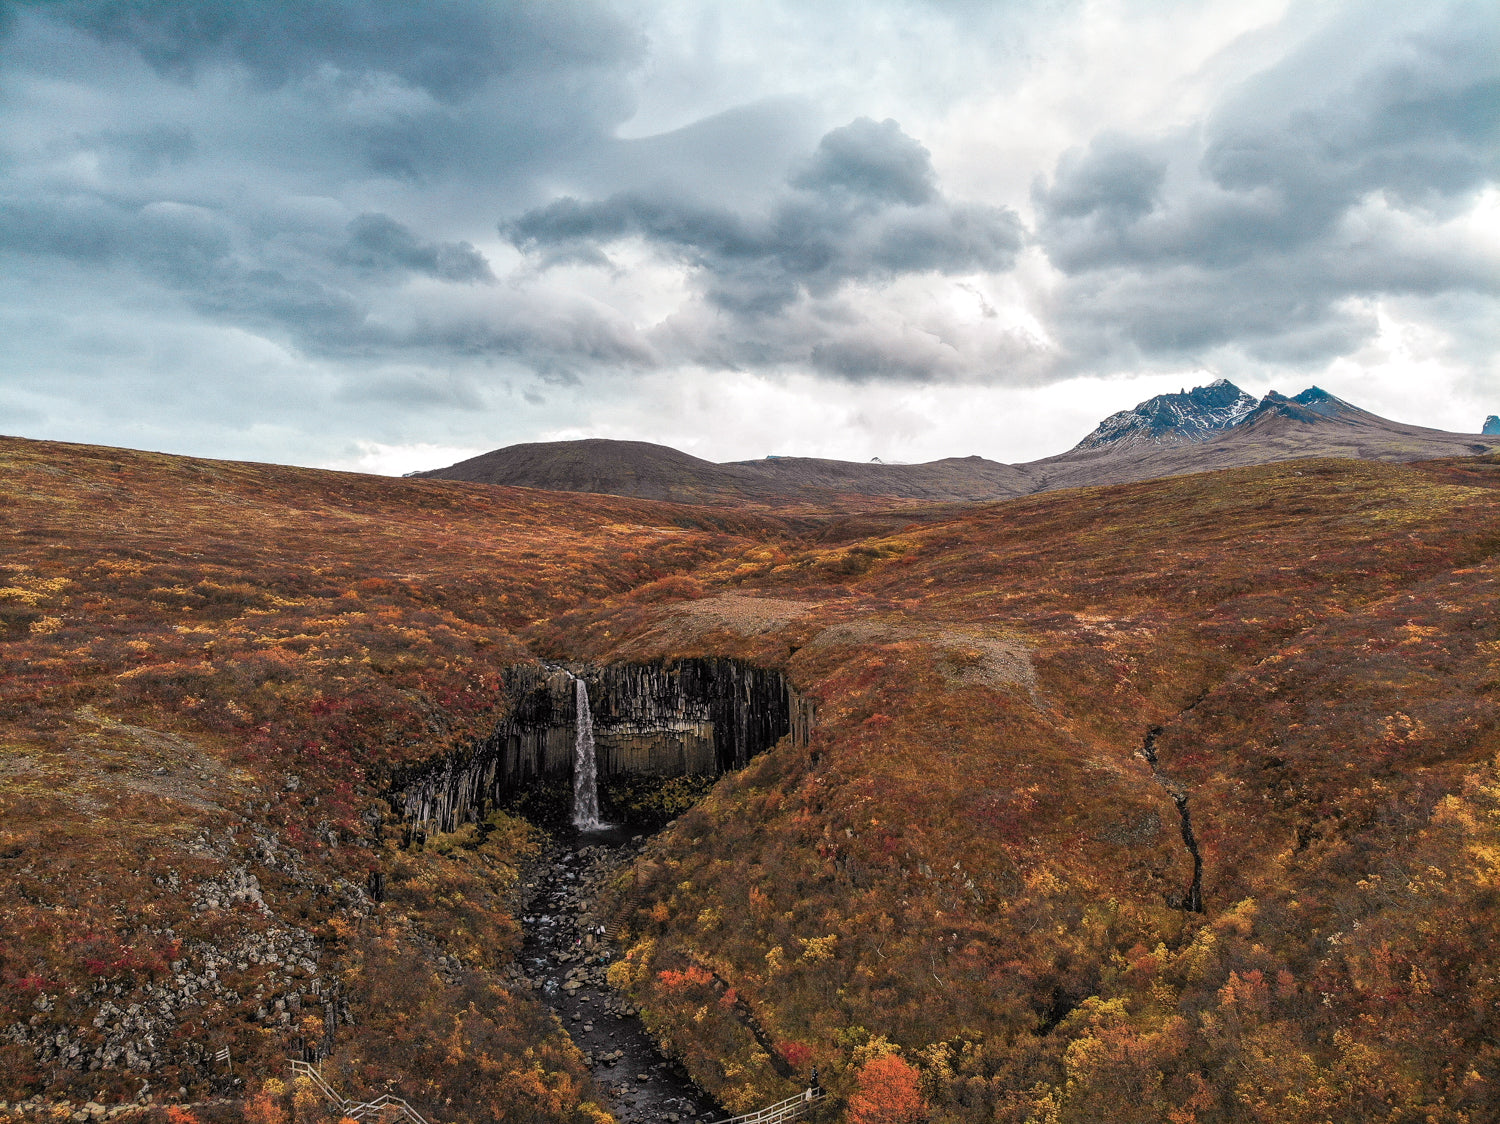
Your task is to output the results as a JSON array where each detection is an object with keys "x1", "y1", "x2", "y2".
[{"x1": 517, "y1": 826, "x2": 722, "y2": 1124}]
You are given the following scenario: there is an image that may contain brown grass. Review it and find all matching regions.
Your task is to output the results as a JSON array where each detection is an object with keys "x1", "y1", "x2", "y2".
[{"x1": 4, "y1": 438, "x2": 1500, "y2": 1124}]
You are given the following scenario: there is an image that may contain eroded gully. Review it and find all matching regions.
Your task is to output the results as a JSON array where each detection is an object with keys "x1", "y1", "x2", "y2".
[
  {"x1": 1140, "y1": 725, "x2": 1204, "y2": 913},
  {"x1": 515, "y1": 827, "x2": 722, "y2": 1124}
]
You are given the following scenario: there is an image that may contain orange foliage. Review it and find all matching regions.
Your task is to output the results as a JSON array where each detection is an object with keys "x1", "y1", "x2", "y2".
[
  {"x1": 5, "y1": 434, "x2": 1500, "y2": 1121},
  {"x1": 242, "y1": 1092, "x2": 287, "y2": 1124},
  {"x1": 846, "y1": 1055, "x2": 927, "y2": 1124},
  {"x1": 656, "y1": 965, "x2": 715, "y2": 991}
]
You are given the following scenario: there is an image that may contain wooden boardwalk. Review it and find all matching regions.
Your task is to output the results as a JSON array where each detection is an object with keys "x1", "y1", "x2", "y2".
[
  {"x1": 290, "y1": 1059, "x2": 433, "y2": 1124},
  {"x1": 714, "y1": 1087, "x2": 825, "y2": 1124}
]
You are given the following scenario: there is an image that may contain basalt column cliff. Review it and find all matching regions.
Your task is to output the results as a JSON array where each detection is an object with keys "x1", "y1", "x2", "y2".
[{"x1": 394, "y1": 658, "x2": 808, "y2": 832}]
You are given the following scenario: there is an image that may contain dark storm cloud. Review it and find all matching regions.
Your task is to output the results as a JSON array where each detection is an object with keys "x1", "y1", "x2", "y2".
[
  {"x1": 790, "y1": 117, "x2": 937, "y2": 204},
  {"x1": 1, "y1": 0, "x2": 645, "y2": 195},
  {"x1": 0, "y1": 189, "x2": 648, "y2": 380},
  {"x1": 510, "y1": 118, "x2": 1019, "y2": 297},
  {"x1": 1041, "y1": 134, "x2": 1165, "y2": 226},
  {"x1": 0, "y1": 0, "x2": 666, "y2": 381},
  {"x1": 1035, "y1": 0, "x2": 1499, "y2": 367},
  {"x1": 0, "y1": 195, "x2": 231, "y2": 278},
  {"x1": 506, "y1": 117, "x2": 1023, "y2": 375},
  {"x1": 8, "y1": 0, "x2": 639, "y2": 102},
  {"x1": 340, "y1": 214, "x2": 493, "y2": 284},
  {"x1": 91, "y1": 124, "x2": 197, "y2": 176}
]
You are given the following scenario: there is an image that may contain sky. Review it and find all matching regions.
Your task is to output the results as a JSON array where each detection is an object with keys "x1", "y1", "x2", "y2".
[{"x1": 0, "y1": 0, "x2": 1496, "y2": 474}]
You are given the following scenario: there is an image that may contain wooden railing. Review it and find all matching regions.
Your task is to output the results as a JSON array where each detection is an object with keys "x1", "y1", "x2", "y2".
[
  {"x1": 290, "y1": 1060, "x2": 433, "y2": 1124},
  {"x1": 714, "y1": 1087, "x2": 825, "y2": 1124},
  {"x1": 294, "y1": 1051, "x2": 823, "y2": 1124},
  {"x1": 604, "y1": 887, "x2": 646, "y2": 941}
]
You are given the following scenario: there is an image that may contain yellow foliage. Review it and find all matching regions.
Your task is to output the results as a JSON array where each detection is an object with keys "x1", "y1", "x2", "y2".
[
  {"x1": 1178, "y1": 926, "x2": 1219, "y2": 984},
  {"x1": 797, "y1": 934, "x2": 838, "y2": 963},
  {"x1": 1212, "y1": 899, "x2": 1257, "y2": 938},
  {"x1": 850, "y1": 1033, "x2": 901, "y2": 1070}
]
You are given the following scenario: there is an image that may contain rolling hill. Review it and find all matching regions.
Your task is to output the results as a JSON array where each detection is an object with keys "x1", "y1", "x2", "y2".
[
  {"x1": 416, "y1": 383, "x2": 1497, "y2": 506},
  {"x1": 415, "y1": 439, "x2": 1036, "y2": 507},
  {"x1": 3, "y1": 433, "x2": 1500, "y2": 1124}
]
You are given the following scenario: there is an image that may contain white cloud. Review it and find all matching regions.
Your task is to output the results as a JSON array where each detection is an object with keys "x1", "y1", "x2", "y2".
[
  {"x1": 0, "y1": 0, "x2": 1494, "y2": 470},
  {"x1": 323, "y1": 440, "x2": 490, "y2": 476}
]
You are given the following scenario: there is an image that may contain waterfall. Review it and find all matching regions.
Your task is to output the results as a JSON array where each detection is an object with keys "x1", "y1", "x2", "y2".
[{"x1": 572, "y1": 676, "x2": 602, "y2": 830}]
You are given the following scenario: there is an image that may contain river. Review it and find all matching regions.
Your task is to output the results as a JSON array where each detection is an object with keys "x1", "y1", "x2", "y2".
[{"x1": 517, "y1": 826, "x2": 723, "y2": 1124}]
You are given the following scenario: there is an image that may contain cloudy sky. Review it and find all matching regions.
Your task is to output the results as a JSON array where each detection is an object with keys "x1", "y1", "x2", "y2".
[{"x1": 1, "y1": 0, "x2": 1496, "y2": 472}]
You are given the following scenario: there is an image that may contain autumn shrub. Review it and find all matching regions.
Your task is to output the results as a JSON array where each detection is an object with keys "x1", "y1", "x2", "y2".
[
  {"x1": 601, "y1": 773, "x2": 718, "y2": 826},
  {"x1": 628, "y1": 575, "x2": 706, "y2": 603},
  {"x1": 847, "y1": 1055, "x2": 927, "y2": 1124},
  {"x1": 7, "y1": 438, "x2": 1500, "y2": 1121},
  {"x1": 242, "y1": 1090, "x2": 288, "y2": 1124}
]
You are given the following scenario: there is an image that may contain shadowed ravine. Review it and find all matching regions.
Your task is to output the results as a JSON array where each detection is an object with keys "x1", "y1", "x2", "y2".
[
  {"x1": 395, "y1": 658, "x2": 810, "y2": 1119},
  {"x1": 516, "y1": 829, "x2": 722, "y2": 1124},
  {"x1": 1140, "y1": 725, "x2": 1204, "y2": 913}
]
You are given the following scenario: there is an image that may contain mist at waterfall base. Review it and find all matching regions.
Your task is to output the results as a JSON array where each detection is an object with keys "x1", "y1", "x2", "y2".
[{"x1": 572, "y1": 677, "x2": 604, "y2": 831}]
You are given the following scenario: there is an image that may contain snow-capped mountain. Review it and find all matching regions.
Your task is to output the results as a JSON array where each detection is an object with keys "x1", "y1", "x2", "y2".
[
  {"x1": 1072, "y1": 379, "x2": 1258, "y2": 451},
  {"x1": 1485, "y1": 415, "x2": 1500, "y2": 435}
]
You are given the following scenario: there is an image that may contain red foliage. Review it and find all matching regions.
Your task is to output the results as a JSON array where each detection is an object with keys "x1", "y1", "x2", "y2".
[
  {"x1": 776, "y1": 1040, "x2": 814, "y2": 1069},
  {"x1": 657, "y1": 965, "x2": 715, "y2": 992}
]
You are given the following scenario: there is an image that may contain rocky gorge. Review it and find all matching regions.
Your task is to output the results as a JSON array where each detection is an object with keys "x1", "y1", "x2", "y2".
[
  {"x1": 509, "y1": 830, "x2": 723, "y2": 1124},
  {"x1": 394, "y1": 659, "x2": 804, "y2": 836}
]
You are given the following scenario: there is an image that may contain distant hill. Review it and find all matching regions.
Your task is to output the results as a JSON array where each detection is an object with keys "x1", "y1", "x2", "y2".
[
  {"x1": 417, "y1": 438, "x2": 763, "y2": 505},
  {"x1": 719, "y1": 453, "x2": 1035, "y2": 502},
  {"x1": 1486, "y1": 415, "x2": 1500, "y2": 435},
  {"x1": 415, "y1": 439, "x2": 1036, "y2": 507},
  {"x1": 417, "y1": 384, "x2": 1498, "y2": 505}
]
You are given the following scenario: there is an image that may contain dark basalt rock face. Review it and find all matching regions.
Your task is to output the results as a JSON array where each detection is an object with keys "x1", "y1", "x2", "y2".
[{"x1": 393, "y1": 658, "x2": 807, "y2": 833}]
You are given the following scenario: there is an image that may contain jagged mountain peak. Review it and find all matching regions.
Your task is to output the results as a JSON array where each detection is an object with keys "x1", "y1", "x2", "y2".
[
  {"x1": 1239, "y1": 386, "x2": 1371, "y2": 429},
  {"x1": 1484, "y1": 415, "x2": 1500, "y2": 435},
  {"x1": 1289, "y1": 385, "x2": 1359, "y2": 417},
  {"x1": 1072, "y1": 379, "x2": 1258, "y2": 451}
]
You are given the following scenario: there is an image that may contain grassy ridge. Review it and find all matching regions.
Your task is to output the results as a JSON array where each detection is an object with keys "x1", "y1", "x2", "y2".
[
  {"x1": 0, "y1": 437, "x2": 789, "y2": 1123},
  {"x1": 3, "y1": 436, "x2": 1499, "y2": 1123},
  {"x1": 560, "y1": 457, "x2": 1500, "y2": 1121}
]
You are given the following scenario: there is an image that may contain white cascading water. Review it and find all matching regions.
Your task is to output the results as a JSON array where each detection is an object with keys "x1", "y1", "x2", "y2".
[{"x1": 571, "y1": 676, "x2": 602, "y2": 830}]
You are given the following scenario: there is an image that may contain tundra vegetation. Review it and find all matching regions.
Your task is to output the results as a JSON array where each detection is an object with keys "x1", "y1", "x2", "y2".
[{"x1": 1, "y1": 435, "x2": 1498, "y2": 1124}]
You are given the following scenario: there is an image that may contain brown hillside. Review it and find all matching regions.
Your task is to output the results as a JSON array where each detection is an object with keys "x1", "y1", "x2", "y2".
[
  {"x1": 419, "y1": 396, "x2": 1496, "y2": 507},
  {"x1": 4, "y1": 434, "x2": 1500, "y2": 1124},
  {"x1": 414, "y1": 438, "x2": 765, "y2": 505},
  {"x1": 0, "y1": 435, "x2": 792, "y2": 1124},
  {"x1": 418, "y1": 439, "x2": 1032, "y2": 508},
  {"x1": 531, "y1": 454, "x2": 1500, "y2": 1122}
]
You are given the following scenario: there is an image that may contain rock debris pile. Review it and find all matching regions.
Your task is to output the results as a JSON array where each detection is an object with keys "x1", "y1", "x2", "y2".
[{"x1": 2, "y1": 823, "x2": 366, "y2": 1097}]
